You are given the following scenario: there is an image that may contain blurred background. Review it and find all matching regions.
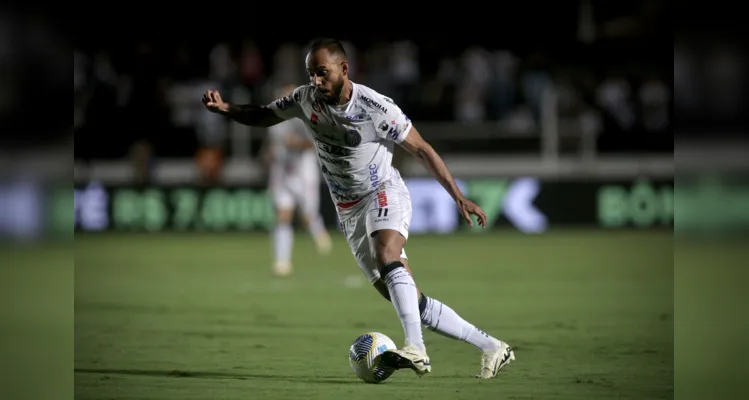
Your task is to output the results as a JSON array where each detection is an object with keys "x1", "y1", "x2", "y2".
[{"x1": 72, "y1": 0, "x2": 676, "y2": 234}]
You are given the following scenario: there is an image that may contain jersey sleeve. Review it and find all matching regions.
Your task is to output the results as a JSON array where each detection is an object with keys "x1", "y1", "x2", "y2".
[
  {"x1": 372, "y1": 96, "x2": 413, "y2": 143},
  {"x1": 267, "y1": 85, "x2": 307, "y2": 121}
]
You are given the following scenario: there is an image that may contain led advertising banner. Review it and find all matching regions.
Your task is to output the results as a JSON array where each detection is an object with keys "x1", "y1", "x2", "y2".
[{"x1": 74, "y1": 178, "x2": 676, "y2": 234}]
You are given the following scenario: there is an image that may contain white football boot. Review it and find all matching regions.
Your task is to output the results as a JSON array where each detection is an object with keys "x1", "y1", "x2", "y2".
[
  {"x1": 273, "y1": 262, "x2": 292, "y2": 277},
  {"x1": 381, "y1": 345, "x2": 431, "y2": 377},
  {"x1": 476, "y1": 339, "x2": 515, "y2": 379},
  {"x1": 314, "y1": 231, "x2": 332, "y2": 255}
]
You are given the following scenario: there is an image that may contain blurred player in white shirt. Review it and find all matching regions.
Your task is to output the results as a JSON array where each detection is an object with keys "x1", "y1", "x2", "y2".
[
  {"x1": 263, "y1": 83, "x2": 332, "y2": 276},
  {"x1": 203, "y1": 39, "x2": 514, "y2": 380}
]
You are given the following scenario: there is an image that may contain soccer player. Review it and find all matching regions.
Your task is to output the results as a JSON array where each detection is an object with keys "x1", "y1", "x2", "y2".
[
  {"x1": 202, "y1": 39, "x2": 515, "y2": 379},
  {"x1": 262, "y1": 83, "x2": 332, "y2": 276}
]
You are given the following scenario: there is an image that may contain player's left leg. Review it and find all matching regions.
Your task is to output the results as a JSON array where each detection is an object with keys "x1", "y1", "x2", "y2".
[
  {"x1": 413, "y1": 263, "x2": 516, "y2": 379},
  {"x1": 366, "y1": 182, "x2": 514, "y2": 379},
  {"x1": 372, "y1": 256, "x2": 515, "y2": 379}
]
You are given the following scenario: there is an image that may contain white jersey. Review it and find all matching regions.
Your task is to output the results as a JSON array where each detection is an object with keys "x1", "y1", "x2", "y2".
[
  {"x1": 267, "y1": 118, "x2": 317, "y2": 178},
  {"x1": 267, "y1": 82, "x2": 412, "y2": 211}
]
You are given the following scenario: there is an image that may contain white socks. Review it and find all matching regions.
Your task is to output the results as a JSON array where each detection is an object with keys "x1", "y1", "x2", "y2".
[
  {"x1": 383, "y1": 265, "x2": 425, "y2": 351},
  {"x1": 382, "y1": 265, "x2": 499, "y2": 353},
  {"x1": 419, "y1": 295, "x2": 498, "y2": 352},
  {"x1": 272, "y1": 223, "x2": 293, "y2": 265}
]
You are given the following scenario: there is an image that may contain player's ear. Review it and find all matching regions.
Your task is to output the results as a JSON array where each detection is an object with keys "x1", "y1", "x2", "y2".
[{"x1": 341, "y1": 60, "x2": 348, "y2": 77}]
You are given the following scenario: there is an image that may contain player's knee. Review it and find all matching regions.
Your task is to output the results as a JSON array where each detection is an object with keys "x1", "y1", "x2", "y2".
[
  {"x1": 276, "y1": 208, "x2": 294, "y2": 223},
  {"x1": 373, "y1": 240, "x2": 401, "y2": 267},
  {"x1": 377, "y1": 260, "x2": 405, "y2": 282},
  {"x1": 372, "y1": 230, "x2": 404, "y2": 264}
]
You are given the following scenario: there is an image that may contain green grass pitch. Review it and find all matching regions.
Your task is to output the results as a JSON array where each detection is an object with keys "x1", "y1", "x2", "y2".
[{"x1": 74, "y1": 230, "x2": 673, "y2": 400}]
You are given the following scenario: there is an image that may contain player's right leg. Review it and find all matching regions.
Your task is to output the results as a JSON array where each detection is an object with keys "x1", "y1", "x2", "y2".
[
  {"x1": 370, "y1": 230, "x2": 431, "y2": 377},
  {"x1": 356, "y1": 184, "x2": 430, "y2": 377},
  {"x1": 373, "y1": 258, "x2": 515, "y2": 379},
  {"x1": 271, "y1": 188, "x2": 296, "y2": 277},
  {"x1": 340, "y1": 197, "x2": 429, "y2": 377}
]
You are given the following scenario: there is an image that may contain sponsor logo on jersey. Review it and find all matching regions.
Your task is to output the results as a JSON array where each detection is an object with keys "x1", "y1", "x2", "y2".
[
  {"x1": 359, "y1": 95, "x2": 388, "y2": 114},
  {"x1": 275, "y1": 96, "x2": 294, "y2": 110},
  {"x1": 334, "y1": 191, "x2": 358, "y2": 201},
  {"x1": 369, "y1": 164, "x2": 380, "y2": 189},
  {"x1": 346, "y1": 113, "x2": 367, "y2": 121},
  {"x1": 317, "y1": 142, "x2": 352, "y2": 156},
  {"x1": 376, "y1": 191, "x2": 388, "y2": 208},
  {"x1": 388, "y1": 126, "x2": 401, "y2": 140},
  {"x1": 321, "y1": 164, "x2": 351, "y2": 179},
  {"x1": 328, "y1": 182, "x2": 349, "y2": 192},
  {"x1": 319, "y1": 154, "x2": 350, "y2": 166}
]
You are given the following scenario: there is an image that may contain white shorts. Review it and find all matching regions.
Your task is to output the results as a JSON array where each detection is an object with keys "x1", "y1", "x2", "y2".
[
  {"x1": 270, "y1": 169, "x2": 320, "y2": 217},
  {"x1": 339, "y1": 180, "x2": 412, "y2": 284}
]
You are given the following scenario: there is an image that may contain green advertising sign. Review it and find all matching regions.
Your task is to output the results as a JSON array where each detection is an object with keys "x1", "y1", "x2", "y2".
[
  {"x1": 598, "y1": 180, "x2": 673, "y2": 228},
  {"x1": 111, "y1": 188, "x2": 275, "y2": 232}
]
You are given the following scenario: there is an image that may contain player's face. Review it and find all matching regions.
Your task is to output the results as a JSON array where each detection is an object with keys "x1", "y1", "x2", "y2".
[{"x1": 306, "y1": 49, "x2": 347, "y2": 104}]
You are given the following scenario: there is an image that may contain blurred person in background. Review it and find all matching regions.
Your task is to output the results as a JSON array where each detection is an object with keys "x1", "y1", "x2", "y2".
[
  {"x1": 261, "y1": 83, "x2": 332, "y2": 277},
  {"x1": 119, "y1": 40, "x2": 172, "y2": 184},
  {"x1": 192, "y1": 42, "x2": 236, "y2": 184}
]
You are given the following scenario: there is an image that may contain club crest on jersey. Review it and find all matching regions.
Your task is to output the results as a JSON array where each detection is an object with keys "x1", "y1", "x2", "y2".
[
  {"x1": 345, "y1": 130, "x2": 362, "y2": 147},
  {"x1": 378, "y1": 121, "x2": 389, "y2": 131},
  {"x1": 275, "y1": 96, "x2": 294, "y2": 110}
]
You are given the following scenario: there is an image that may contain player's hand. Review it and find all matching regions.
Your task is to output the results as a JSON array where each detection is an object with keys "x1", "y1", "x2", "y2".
[
  {"x1": 456, "y1": 196, "x2": 488, "y2": 228},
  {"x1": 202, "y1": 90, "x2": 228, "y2": 113}
]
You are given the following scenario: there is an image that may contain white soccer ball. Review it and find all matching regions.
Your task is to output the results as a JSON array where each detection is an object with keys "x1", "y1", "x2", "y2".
[{"x1": 348, "y1": 332, "x2": 398, "y2": 383}]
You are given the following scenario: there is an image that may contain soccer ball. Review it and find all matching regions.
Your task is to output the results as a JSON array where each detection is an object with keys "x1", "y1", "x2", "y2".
[{"x1": 348, "y1": 332, "x2": 398, "y2": 383}]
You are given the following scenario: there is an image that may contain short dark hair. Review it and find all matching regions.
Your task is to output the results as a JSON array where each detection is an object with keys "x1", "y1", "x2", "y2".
[{"x1": 307, "y1": 38, "x2": 348, "y2": 60}]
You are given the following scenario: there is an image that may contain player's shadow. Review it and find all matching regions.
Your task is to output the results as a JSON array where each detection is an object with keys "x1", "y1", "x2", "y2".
[{"x1": 75, "y1": 367, "x2": 361, "y2": 385}]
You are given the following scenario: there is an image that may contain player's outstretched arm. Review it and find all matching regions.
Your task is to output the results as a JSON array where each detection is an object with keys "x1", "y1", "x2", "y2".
[
  {"x1": 202, "y1": 90, "x2": 284, "y2": 128},
  {"x1": 399, "y1": 125, "x2": 488, "y2": 228}
]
